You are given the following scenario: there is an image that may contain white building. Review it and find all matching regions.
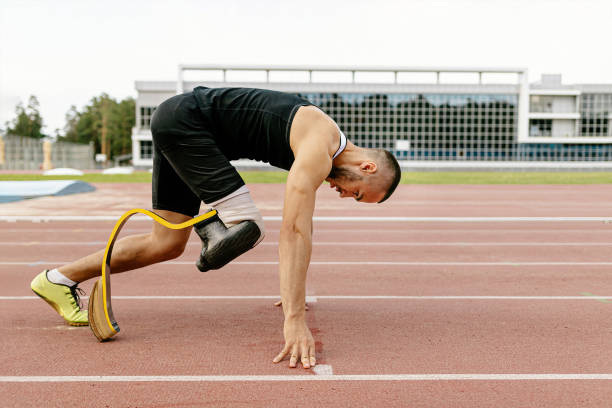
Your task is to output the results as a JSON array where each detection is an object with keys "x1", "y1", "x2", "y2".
[{"x1": 132, "y1": 65, "x2": 612, "y2": 169}]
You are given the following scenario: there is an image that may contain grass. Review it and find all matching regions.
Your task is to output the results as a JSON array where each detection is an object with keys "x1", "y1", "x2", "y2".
[
  {"x1": 0, "y1": 173, "x2": 154, "y2": 183},
  {"x1": 0, "y1": 171, "x2": 611, "y2": 184},
  {"x1": 400, "y1": 172, "x2": 612, "y2": 184}
]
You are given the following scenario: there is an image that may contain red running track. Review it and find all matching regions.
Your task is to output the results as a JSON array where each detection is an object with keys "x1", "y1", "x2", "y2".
[{"x1": 1, "y1": 183, "x2": 612, "y2": 407}]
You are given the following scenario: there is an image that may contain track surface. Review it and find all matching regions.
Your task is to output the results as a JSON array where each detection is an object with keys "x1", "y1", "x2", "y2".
[{"x1": 1, "y1": 183, "x2": 612, "y2": 407}]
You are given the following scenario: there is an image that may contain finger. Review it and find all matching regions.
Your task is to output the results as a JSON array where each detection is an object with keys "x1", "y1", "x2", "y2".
[
  {"x1": 273, "y1": 344, "x2": 290, "y2": 363},
  {"x1": 305, "y1": 303, "x2": 309, "y2": 311},
  {"x1": 300, "y1": 344, "x2": 310, "y2": 369},
  {"x1": 289, "y1": 347, "x2": 299, "y2": 368},
  {"x1": 273, "y1": 352, "x2": 286, "y2": 363},
  {"x1": 309, "y1": 347, "x2": 316, "y2": 367}
]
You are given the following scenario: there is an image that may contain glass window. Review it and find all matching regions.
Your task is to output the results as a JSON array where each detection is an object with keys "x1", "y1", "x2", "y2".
[
  {"x1": 139, "y1": 106, "x2": 157, "y2": 129},
  {"x1": 140, "y1": 140, "x2": 153, "y2": 159},
  {"x1": 529, "y1": 119, "x2": 552, "y2": 136},
  {"x1": 294, "y1": 91, "x2": 518, "y2": 160}
]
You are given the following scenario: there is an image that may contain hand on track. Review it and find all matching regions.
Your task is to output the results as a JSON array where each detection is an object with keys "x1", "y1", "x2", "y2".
[{"x1": 273, "y1": 318, "x2": 316, "y2": 369}]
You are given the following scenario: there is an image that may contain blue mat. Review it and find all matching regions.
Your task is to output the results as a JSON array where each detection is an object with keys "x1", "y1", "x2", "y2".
[{"x1": 0, "y1": 180, "x2": 96, "y2": 203}]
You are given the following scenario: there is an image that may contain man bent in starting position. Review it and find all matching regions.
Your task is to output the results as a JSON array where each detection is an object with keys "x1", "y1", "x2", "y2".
[{"x1": 31, "y1": 87, "x2": 401, "y2": 368}]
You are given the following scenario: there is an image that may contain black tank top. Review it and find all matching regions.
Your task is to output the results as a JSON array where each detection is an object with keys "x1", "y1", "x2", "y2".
[{"x1": 192, "y1": 87, "x2": 313, "y2": 170}]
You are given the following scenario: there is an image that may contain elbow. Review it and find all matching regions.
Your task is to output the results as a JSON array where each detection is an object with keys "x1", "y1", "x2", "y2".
[
  {"x1": 280, "y1": 221, "x2": 310, "y2": 242},
  {"x1": 280, "y1": 222, "x2": 300, "y2": 237}
]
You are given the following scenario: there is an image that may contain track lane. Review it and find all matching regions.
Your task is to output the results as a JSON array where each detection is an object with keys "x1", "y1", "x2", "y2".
[
  {"x1": 2, "y1": 299, "x2": 611, "y2": 376},
  {"x1": 1, "y1": 381, "x2": 612, "y2": 408},
  {"x1": 3, "y1": 183, "x2": 612, "y2": 407},
  {"x1": 4, "y1": 264, "x2": 612, "y2": 297}
]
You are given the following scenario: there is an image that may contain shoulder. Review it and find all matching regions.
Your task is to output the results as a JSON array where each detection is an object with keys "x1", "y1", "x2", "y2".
[{"x1": 289, "y1": 106, "x2": 339, "y2": 160}]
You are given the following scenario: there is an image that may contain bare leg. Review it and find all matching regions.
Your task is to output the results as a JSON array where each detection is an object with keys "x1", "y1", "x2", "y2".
[{"x1": 58, "y1": 210, "x2": 193, "y2": 283}]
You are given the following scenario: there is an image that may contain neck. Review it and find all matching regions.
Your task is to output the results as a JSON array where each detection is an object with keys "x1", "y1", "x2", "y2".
[{"x1": 332, "y1": 141, "x2": 366, "y2": 167}]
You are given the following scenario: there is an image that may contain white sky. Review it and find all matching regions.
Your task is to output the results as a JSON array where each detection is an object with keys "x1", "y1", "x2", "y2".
[{"x1": 1, "y1": 0, "x2": 611, "y2": 133}]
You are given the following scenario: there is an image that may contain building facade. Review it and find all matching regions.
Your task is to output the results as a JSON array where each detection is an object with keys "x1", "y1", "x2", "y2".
[{"x1": 131, "y1": 66, "x2": 612, "y2": 168}]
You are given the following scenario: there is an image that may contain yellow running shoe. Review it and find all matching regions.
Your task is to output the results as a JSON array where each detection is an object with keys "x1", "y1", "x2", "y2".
[{"x1": 31, "y1": 270, "x2": 89, "y2": 326}]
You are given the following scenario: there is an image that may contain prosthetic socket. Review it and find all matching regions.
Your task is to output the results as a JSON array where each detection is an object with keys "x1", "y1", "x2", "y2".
[
  {"x1": 194, "y1": 186, "x2": 265, "y2": 272},
  {"x1": 194, "y1": 213, "x2": 261, "y2": 272}
]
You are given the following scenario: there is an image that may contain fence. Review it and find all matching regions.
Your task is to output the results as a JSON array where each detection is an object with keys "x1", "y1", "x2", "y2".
[{"x1": 0, "y1": 134, "x2": 95, "y2": 170}]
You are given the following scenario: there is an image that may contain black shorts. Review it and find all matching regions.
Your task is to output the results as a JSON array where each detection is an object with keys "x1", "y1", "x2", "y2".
[{"x1": 150, "y1": 92, "x2": 245, "y2": 217}]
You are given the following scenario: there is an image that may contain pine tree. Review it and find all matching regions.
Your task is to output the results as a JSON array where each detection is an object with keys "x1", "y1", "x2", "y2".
[{"x1": 5, "y1": 96, "x2": 46, "y2": 139}]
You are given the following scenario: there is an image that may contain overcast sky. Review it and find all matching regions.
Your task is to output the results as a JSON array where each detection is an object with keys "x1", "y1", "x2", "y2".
[{"x1": 1, "y1": 0, "x2": 611, "y2": 133}]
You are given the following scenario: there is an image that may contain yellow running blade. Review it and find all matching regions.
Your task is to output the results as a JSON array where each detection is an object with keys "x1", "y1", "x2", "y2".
[
  {"x1": 88, "y1": 278, "x2": 117, "y2": 341},
  {"x1": 89, "y1": 208, "x2": 218, "y2": 342}
]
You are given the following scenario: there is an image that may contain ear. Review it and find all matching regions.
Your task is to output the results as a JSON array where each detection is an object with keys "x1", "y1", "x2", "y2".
[{"x1": 359, "y1": 161, "x2": 378, "y2": 174}]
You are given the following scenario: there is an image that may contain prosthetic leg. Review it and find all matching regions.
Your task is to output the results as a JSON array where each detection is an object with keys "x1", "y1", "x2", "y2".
[
  {"x1": 89, "y1": 208, "x2": 218, "y2": 342},
  {"x1": 194, "y1": 212, "x2": 261, "y2": 272}
]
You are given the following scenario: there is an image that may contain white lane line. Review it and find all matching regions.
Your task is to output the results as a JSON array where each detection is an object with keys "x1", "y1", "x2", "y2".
[
  {"x1": 273, "y1": 242, "x2": 612, "y2": 247},
  {"x1": 1, "y1": 241, "x2": 612, "y2": 247},
  {"x1": 3, "y1": 228, "x2": 610, "y2": 233},
  {"x1": 269, "y1": 216, "x2": 612, "y2": 223},
  {"x1": 0, "y1": 242, "x2": 107, "y2": 246},
  {"x1": 316, "y1": 295, "x2": 612, "y2": 300},
  {"x1": 0, "y1": 295, "x2": 320, "y2": 301},
  {"x1": 1, "y1": 374, "x2": 612, "y2": 382},
  {"x1": 2, "y1": 295, "x2": 610, "y2": 301},
  {"x1": 3, "y1": 261, "x2": 612, "y2": 266},
  {"x1": 232, "y1": 261, "x2": 612, "y2": 266},
  {"x1": 2, "y1": 216, "x2": 612, "y2": 222}
]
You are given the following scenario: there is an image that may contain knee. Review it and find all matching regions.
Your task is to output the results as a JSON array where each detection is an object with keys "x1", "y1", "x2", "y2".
[{"x1": 153, "y1": 237, "x2": 187, "y2": 261}]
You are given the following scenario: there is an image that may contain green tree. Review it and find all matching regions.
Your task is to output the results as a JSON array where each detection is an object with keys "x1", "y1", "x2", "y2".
[
  {"x1": 109, "y1": 97, "x2": 136, "y2": 158},
  {"x1": 63, "y1": 105, "x2": 80, "y2": 142},
  {"x1": 5, "y1": 95, "x2": 45, "y2": 138},
  {"x1": 62, "y1": 94, "x2": 135, "y2": 160}
]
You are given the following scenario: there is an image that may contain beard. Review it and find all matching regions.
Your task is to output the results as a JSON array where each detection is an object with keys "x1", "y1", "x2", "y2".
[{"x1": 327, "y1": 166, "x2": 363, "y2": 182}]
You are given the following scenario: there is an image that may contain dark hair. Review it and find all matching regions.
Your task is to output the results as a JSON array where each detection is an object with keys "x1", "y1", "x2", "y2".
[{"x1": 378, "y1": 149, "x2": 401, "y2": 203}]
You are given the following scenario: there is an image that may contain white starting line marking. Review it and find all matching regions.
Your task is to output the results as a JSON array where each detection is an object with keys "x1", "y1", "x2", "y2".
[
  {"x1": 3, "y1": 261, "x2": 612, "y2": 266},
  {"x1": 1, "y1": 374, "x2": 612, "y2": 382},
  {"x1": 313, "y1": 365, "x2": 334, "y2": 376},
  {"x1": 1, "y1": 241, "x2": 612, "y2": 247},
  {"x1": 2, "y1": 215, "x2": 612, "y2": 222},
  {"x1": 1, "y1": 295, "x2": 610, "y2": 301}
]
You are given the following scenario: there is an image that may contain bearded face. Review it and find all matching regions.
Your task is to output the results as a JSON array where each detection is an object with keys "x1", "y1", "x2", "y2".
[
  {"x1": 325, "y1": 164, "x2": 386, "y2": 203},
  {"x1": 327, "y1": 166, "x2": 363, "y2": 182}
]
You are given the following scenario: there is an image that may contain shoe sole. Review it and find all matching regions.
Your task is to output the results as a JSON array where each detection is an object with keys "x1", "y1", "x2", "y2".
[{"x1": 31, "y1": 288, "x2": 89, "y2": 327}]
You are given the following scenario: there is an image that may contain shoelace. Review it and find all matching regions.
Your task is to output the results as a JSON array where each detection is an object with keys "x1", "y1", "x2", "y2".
[{"x1": 69, "y1": 286, "x2": 86, "y2": 310}]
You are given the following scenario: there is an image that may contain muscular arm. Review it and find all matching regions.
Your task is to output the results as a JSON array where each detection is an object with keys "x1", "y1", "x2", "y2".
[
  {"x1": 279, "y1": 151, "x2": 326, "y2": 318},
  {"x1": 273, "y1": 137, "x2": 331, "y2": 368}
]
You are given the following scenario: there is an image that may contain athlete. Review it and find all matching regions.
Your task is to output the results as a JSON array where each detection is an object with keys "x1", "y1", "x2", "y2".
[{"x1": 30, "y1": 87, "x2": 401, "y2": 369}]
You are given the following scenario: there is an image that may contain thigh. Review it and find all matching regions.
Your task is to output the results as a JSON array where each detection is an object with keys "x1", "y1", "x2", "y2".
[
  {"x1": 160, "y1": 135, "x2": 246, "y2": 205},
  {"x1": 152, "y1": 142, "x2": 202, "y2": 216}
]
